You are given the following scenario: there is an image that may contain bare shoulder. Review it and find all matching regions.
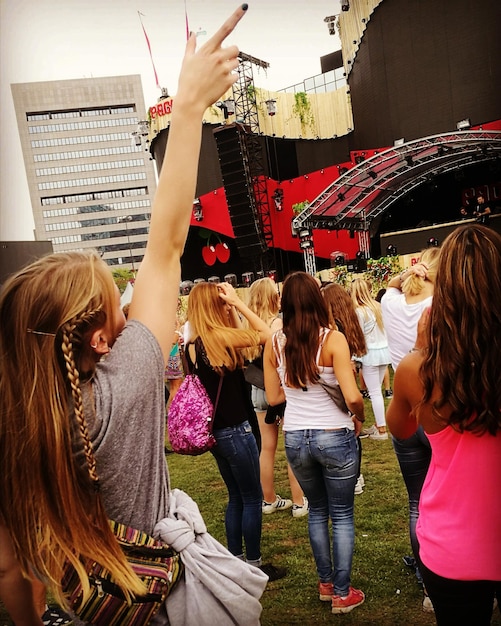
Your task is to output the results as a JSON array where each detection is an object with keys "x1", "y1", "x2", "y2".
[{"x1": 394, "y1": 352, "x2": 423, "y2": 398}]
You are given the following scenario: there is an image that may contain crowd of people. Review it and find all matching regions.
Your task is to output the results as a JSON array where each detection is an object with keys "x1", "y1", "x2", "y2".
[{"x1": 1, "y1": 4, "x2": 500, "y2": 625}]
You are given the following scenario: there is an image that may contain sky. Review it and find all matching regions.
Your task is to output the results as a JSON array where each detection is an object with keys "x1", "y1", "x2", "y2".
[{"x1": 0, "y1": 0, "x2": 342, "y2": 240}]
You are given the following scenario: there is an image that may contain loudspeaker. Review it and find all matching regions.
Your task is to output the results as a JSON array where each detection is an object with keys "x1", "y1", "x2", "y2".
[{"x1": 214, "y1": 124, "x2": 267, "y2": 258}]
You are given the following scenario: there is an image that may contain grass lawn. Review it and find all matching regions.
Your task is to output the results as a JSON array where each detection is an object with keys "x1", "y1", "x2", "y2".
[{"x1": 2, "y1": 397, "x2": 500, "y2": 625}]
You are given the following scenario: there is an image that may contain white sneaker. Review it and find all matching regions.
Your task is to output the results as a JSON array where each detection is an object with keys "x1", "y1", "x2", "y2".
[
  {"x1": 262, "y1": 494, "x2": 293, "y2": 514},
  {"x1": 422, "y1": 592, "x2": 434, "y2": 613},
  {"x1": 362, "y1": 425, "x2": 388, "y2": 440},
  {"x1": 292, "y1": 497, "x2": 309, "y2": 518},
  {"x1": 354, "y1": 476, "x2": 364, "y2": 495}
]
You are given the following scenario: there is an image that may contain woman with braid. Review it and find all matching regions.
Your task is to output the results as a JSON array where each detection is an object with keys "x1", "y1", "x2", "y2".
[{"x1": 0, "y1": 6, "x2": 249, "y2": 624}]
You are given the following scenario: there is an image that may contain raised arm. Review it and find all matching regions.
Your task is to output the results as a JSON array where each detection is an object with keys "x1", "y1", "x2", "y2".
[
  {"x1": 128, "y1": 5, "x2": 248, "y2": 360},
  {"x1": 218, "y1": 282, "x2": 271, "y2": 346}
]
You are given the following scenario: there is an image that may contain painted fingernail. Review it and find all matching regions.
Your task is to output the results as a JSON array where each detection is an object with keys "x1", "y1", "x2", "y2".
[{"x1": 242, "y1": 3, "x2": 248, "y2": 10}]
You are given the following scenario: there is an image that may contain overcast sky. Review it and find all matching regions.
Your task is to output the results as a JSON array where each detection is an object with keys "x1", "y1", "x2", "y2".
[{"x1": 0, "y1": 0, "x2": 342, "y2": 240}]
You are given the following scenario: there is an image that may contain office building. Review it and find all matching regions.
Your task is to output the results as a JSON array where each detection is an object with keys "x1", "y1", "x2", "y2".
[{"x1": 11, "y1": 75, "x2": 157, "y2": 270}]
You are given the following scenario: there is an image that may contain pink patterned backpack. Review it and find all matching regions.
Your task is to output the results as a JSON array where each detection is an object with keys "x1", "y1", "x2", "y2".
[{"x1": 168, "y1": 369, "x2": 222, "y2": 456}]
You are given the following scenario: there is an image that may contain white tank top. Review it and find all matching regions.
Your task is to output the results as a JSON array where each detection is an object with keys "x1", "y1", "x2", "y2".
[{"x1": 273, "y1": 328, "x2": 354, "y2": 432}]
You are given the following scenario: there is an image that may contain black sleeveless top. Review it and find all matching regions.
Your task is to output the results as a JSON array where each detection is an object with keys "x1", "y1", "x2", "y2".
[{"x1": 185, "y1": 338, "x2": 255, "y2": 430}]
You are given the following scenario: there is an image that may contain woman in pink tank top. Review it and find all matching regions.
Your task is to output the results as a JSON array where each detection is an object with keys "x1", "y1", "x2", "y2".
[{"x1": 387, "y1": 224, "x2": 501, "y2": 626}]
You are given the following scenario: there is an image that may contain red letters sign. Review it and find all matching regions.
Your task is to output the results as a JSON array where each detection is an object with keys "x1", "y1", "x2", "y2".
[{"x1": 149, "y1": 99, "x2": 173, "y2": 120}]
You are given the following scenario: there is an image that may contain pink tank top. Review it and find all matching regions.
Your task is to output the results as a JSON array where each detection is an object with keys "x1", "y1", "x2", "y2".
[{"x1": 417, "y1": 425, "x2": 501, "y2": 581}]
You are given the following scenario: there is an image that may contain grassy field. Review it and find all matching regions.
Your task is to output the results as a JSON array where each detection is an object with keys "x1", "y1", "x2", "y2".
[{"x1": 2, "y1": 398, "x2": 500, "y2": 625}]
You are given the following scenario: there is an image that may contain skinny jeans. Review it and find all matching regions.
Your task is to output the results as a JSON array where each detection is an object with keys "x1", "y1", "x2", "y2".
[
  {"x1": 285, "y1": 428, "x2": 358, "y2": 596},
  {"x1": 392, "y1": 425, "x2": 431, "y2": 579},
  {"x1": 211, "y1": 420, "x2": 263, "y2": 562}
]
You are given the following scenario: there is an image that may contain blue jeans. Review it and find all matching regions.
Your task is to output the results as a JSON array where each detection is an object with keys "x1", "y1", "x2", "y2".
[
  {"x1": 285, "y1": 428, "x2": 359, "y2": 596},
  {"x1": 211, "y1": 420, "x2": 262, "y2": 562},
  {"x1": 392, "y1": 425, "x2": 431, "y2": 579}
]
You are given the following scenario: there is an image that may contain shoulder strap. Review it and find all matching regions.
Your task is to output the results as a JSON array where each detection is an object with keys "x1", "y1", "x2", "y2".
[
  {"x1": 272, "y1": 330, "x2": 284, "y2": 366},
  {"x1": 316, "y1": 328, "x2": 331, "y2": 365}
]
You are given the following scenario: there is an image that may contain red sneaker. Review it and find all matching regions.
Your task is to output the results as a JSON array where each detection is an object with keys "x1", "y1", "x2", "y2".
[
  {"x1": 318, "y1": 581, "x2": 334, "y2": 601},
  {"x1": 332, "y1": 586, "x2": 365, "y2": 614}
]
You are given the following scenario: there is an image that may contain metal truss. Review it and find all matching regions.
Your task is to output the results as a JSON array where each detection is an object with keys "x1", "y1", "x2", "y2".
[
  {"x1": 292, "y1": 131, "x2": 501, "y2": 235},
  {"x1": 231, "y1": 52, "x2": 275, "y2": 270}
]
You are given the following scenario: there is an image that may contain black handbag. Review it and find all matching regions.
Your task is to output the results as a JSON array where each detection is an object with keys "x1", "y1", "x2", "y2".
[
  {"x1": 244, "y1": 362, "x2": 265, "y2": 390},
  {"x1": 317, "y1": 377, "x2": 349, "y2": 414}
]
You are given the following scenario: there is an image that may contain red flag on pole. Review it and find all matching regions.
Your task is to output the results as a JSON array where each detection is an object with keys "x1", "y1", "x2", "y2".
[
  {"x1": 138, "y1": 12, "x2": 160, "y2": 90},
  {"x1": 185, "y1": 0, "x2": 190, "y2": 40}
]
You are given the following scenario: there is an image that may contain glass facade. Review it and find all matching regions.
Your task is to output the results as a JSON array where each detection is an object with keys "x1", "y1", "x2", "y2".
[{"x1": 280, "y1": 68, "x2": 346, "y2": 94}]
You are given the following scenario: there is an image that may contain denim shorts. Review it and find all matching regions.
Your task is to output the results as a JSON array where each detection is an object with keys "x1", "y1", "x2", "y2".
[{"x1": 251, "y1": 386, "x2": 268, "y2": 411}]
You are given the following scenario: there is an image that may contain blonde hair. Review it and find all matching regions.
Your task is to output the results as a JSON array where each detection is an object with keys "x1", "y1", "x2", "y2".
[
  {"x1": 0, "y1": 251, "x2": 146, "y2": 608},
  {"x1": 351, "y1": 278, "x2": 384, "y2": 330},
  {"x1": 187, "y1": 282, "x2": 260, "y2": 373},
  {"x1": 402, "y1": 246, "x2": 440, "y2": 296},
  {"x1": 246, "y1": 277, "x2": 279, "y2": 361}
]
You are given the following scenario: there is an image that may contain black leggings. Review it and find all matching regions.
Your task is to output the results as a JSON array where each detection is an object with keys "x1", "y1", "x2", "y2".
[{"x1": 420, "y1": 562, "x2": 500, "y2": 626}]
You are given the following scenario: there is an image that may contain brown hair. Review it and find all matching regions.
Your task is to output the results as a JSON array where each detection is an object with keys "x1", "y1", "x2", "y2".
[
  {"x1": 419, "y1": 225, "x2": 501, "y2": 435},
  {"x1": 0, "y1": 251, "x2": 145, "y2": 607},
  {"x1": 322, "y1": 283, "x2": 367, "y2": 358},
  {"x1": 280, "y1": 272, "x2": 330, "y2": 389}
]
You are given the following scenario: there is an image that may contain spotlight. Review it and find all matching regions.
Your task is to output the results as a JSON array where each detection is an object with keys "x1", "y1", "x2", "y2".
[
  {"x1": 223, "y1": 99, "x2": 236, "y2": 115},
  {"x1": 272, "y1": 187, "x2": 284, "y2": 211},
  {"x1": 456, "y1": 118, "x2": 471, "y2": 130},
  {"x1": 179, "y1": 280, "x2": 194, "y2": 295},
  {"x1": 386, "y1": 244, "x2": 398, "y2": 256},
  {"x1": 224, "y1": 274, "x2": 237, "y2": 287},
  {"x1": 265, "y1": 99, "x2": 277, "y2": 116},
  {"x1": 368, "y1": 170, "x2": 377, "y2": 180},
  {"x1": 192, "y1": 198, "x2": 203, "y2": 222},
  {"x1": 341, "y1": 0, "x2": 350, "y2": 11},
  {"x1": 242, "y1": 272, "x2": 255, "y2": 287},
  {"x1": 427, "y1": 237, "x2": 439, "y2": 248},
  {"x1": 324, "y1": 15, "x2": 336, "y2": 35},
  {"x1": 330, "y1": 251, "x2": 347, "y2": 267},
  {"x1": 338, "y1": 192, "x2": 345, "y2": 201}
]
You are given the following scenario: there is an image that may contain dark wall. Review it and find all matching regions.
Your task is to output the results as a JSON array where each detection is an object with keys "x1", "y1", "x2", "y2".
[
  {"x1": 379, "y1": 214, "x2": 501, "y2": 256},
  {"x1": 321, "y1": 50, "x2": 343, "y2": 74},
  {"x1": 0, "y1": 241, "x2": 53, "y2": 286},
  {"x1": 151, "y1": 125, "x2": 352, "y2": 193},
  {"x1": 349, "y1": 0, "x2": 501, "y2": 150}
]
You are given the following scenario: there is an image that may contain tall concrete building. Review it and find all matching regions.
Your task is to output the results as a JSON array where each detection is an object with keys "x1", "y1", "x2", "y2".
[{"x1": 11, "y1": 75, "x2": 157, "y2": 271}]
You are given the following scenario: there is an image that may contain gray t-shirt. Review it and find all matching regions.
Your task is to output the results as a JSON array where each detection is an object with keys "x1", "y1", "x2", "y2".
[{"x1": 81, "y1": 320, "x2": 170, "y2": 535}]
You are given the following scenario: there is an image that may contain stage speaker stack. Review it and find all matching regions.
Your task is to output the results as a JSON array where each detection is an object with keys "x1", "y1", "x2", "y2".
[{"x1": 214, "y1": 124, "x2": 267, "y2": 258}]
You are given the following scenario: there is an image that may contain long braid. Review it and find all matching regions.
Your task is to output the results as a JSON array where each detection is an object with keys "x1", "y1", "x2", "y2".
[
  {"x1": 61, "y1": 312, "x2": 100, "y2": 488},
  {"x1": 58, "y1": 310, "x2": 148, "y2": 604}
]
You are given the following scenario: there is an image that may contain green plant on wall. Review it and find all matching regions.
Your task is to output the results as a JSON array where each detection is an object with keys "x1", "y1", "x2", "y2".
[
  {"x1": 292, "y1": 92, "x2": 316, "y2": 134},
  {"x1": 292, "y1": 199, "x2": 310, "y2": 215},
  {"x1": 365, "y1": 256, "x2": 402, "y2": 292},
  {"x1": 247, "y1": 84, "x2": 256, "y2": 102}
]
